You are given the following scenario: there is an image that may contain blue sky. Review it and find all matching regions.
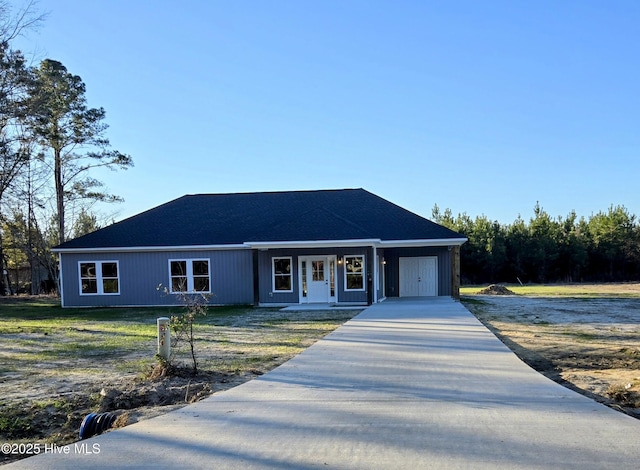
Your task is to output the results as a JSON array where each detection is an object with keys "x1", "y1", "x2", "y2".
[{"x1": 13, "y1": 0, "x2": 640, "y2": 224}]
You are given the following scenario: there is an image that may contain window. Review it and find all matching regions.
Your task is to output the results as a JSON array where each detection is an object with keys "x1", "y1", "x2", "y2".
[
  {"x1": 312, "y1": 260, "x2": 324, "y2": 281},
  {"x1": 329, "y1": 258, "x2": 335, "y2": 297},
  {"x1": 169, "y1": 259, "x2": 210, "y2": 293},
  {"x1": 344, "y1": 255, "x2": 365, "y2": 291},
  {"x1": 273, "y1": 257, "x2": 293, "y2": 292},
  {"x1": 79, "y1": 261, "x2": 120, "y2": 295}
]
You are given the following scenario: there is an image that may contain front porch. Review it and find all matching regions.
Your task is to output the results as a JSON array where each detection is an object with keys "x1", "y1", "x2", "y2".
[
  {"x1": 279, "y1": 303, "x2": 368, "y2": 311},
  {"x1": 255, "y1": 243, "x2": 461, "y2": 307}
]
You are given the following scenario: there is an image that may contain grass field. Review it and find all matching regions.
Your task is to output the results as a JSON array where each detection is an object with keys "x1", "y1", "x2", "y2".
[
  {"x1": 0, "y1": 298, "x2": 361, "y2": 378},
  {"x1": 460, "y1": 282, "x2": 640, "y2": 297},
  {"x1": 0, "y1": 297, "x2": 362, "y2": 463}
]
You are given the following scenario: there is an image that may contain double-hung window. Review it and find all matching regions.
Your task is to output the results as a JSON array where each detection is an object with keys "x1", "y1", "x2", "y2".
[
  {"x1": 169, "y1": 259, "x2": 210, "y2": 293},
  {"x1": 344, "y1": 255, "x2": 365, "y2": 291},
  {"x1": 272, "y1": 257, "x2": 293, "y2": 292},
  {"x1": 79, "y1": 261, "x2": 120, "y2": 295}
]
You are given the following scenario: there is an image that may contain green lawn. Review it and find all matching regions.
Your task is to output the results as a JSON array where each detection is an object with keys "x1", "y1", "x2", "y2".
[{"x1": 460, "y1": 283, "x2": 640, "y2": 297}]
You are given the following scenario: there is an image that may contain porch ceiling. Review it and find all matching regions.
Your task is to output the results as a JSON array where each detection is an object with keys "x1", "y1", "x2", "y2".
[{"x1": 246, "y1": 237, "x2": 467, "y2": 250}]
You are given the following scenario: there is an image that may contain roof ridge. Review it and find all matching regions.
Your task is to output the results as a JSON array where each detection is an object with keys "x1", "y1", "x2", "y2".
[{"x1": 183, "y1": 188, "x2": 364, "y2": 197}]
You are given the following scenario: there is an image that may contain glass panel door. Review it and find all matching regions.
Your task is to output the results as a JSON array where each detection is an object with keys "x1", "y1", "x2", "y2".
[{"x1": 312, "y1": 261, "x2": 324, "y2": 281}]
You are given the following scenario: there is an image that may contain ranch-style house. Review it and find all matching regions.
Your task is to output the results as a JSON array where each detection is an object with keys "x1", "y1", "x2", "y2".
[{"x1": 53, "y1": 189, "x2": 467, "y2": 308}]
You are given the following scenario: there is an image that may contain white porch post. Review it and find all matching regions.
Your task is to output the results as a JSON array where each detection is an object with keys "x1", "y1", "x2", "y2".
[{"x1": 372, "y1": 244, "x2": 378, "y2": 303}]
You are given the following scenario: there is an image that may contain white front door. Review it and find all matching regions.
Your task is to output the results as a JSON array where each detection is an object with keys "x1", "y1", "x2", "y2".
[
  {"x1": 399, "y1": 257, "x2": 438, "y2": 297},
  {"x1": 308, "y1": 258, "x2": 327, "y2": 302},
  {"x1": 300, "y1": 256, "x2": 337, "y2": 303}
]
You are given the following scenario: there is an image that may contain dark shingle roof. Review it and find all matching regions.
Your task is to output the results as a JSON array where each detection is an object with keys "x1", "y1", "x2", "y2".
[{"x1": 55, "y1": 189, "x2": 464, "y2": 250}]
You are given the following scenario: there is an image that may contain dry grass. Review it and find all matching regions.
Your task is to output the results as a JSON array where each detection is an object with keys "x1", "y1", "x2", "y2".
[
  {"x1": 461, "y1": 282, "x2": 640, "y2": 297},
  {"x1": 0, "y1": 300, "x2": 362, "y2": 464}
]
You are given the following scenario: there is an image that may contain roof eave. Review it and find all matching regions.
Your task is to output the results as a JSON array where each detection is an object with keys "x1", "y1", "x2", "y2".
[
  {"x1": 245, "y1": 239, "x2": 381, "y2": 249},
  {"x1": 52, "y1": 244, "x2": 250, "y2": 254},
  {"x1": 378, "y1": 238, "x2": 468, "y2": 248},
  {"x1": 53, "y1": 237, "x2": 468, "y2": 254},
  {"x1": 246, "y1": 237, "x2": 468, "y2": 249}
]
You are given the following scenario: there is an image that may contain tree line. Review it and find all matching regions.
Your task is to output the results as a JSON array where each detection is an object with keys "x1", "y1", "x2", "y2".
[
  {"x1": 1, "y1": 2, "x2": 132, "y2": 295},
  {"x1": 2, "y1": 3, "x2": 637, "y2": 295},
  {"x1": 432, "y1": 203, "x2": 640, "y2": 285}
]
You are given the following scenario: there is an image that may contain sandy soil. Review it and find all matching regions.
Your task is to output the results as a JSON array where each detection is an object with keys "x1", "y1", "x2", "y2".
[{"x1": 463, "y1": 295, "x2": 640, "y2": 418}]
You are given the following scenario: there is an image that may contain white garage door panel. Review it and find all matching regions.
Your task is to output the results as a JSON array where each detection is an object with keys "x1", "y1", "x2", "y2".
[{"x1": 399, "y1": 257, "x2": 438, "y2": 297}]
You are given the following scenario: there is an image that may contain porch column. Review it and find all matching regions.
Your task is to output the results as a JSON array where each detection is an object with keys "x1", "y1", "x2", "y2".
[
  {"x1": 365, "y1": 246, "x2": 374, "y2": 305},
  {"x1": 451, "y1": 245, "x2": 461, "y2": 299},
  {"x1": 372, "y1": 245, "x2": 378, "y2": 303}
]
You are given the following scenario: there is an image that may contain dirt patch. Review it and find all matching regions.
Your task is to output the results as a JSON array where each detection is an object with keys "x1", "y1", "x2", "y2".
[
  {"x1": 463, "y1": 295, "x2": 640, "y2": 418},
  {"x1": 477, "y1": 284, "x2": 517, "y2": 295},
  {"x1": 0, "y1": 359, "x2": 261, "y2": 465}
]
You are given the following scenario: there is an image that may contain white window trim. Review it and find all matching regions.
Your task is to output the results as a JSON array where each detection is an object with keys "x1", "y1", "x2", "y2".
[
  {"x1": 168, "y1": 258, "x2": 211, "y2": 294},
  {"x1": 272, "y1": 257, "x2": 293, "y2": 293},
  {"x1": 78, "y1": 260, "x2": 120, "y2": 296},
  {"x1": 344, "y1": 254, "x2": 366, "y2": 292}
]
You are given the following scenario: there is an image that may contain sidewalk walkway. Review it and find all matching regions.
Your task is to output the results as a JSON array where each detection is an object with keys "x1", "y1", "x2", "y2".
[{"x1": 8, "y1": 298, "x2": 640, "y2": 469}]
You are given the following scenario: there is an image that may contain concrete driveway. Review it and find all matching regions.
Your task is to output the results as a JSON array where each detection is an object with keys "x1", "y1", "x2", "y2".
[{"x1": 7, "y1": 298, "x2": 640, "y2": 469}]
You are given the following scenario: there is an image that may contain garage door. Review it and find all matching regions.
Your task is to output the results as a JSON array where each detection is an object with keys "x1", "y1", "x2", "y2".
[{"x1": 399, "y1": 257, "x2": 438, "y2": 297}]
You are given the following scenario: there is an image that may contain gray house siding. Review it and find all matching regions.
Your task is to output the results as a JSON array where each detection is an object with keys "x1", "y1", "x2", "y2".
[
  {"x1": 257, "y1": 247, "x2": 369, "y2": 305},
  {"x1": 60, "y1": 245, "x2": 455, "y2": 307},
  {"x1": 60, "y1": 249, "x2": 254, "y2": 307},
  {"x1": 383, "y1": 247, "x2": 452, "y2": 297}
]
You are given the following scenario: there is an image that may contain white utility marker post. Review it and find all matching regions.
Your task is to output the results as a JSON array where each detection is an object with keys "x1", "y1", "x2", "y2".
[{"x1": 157, "y1": 317, "x2": 171, "y2": 361}]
